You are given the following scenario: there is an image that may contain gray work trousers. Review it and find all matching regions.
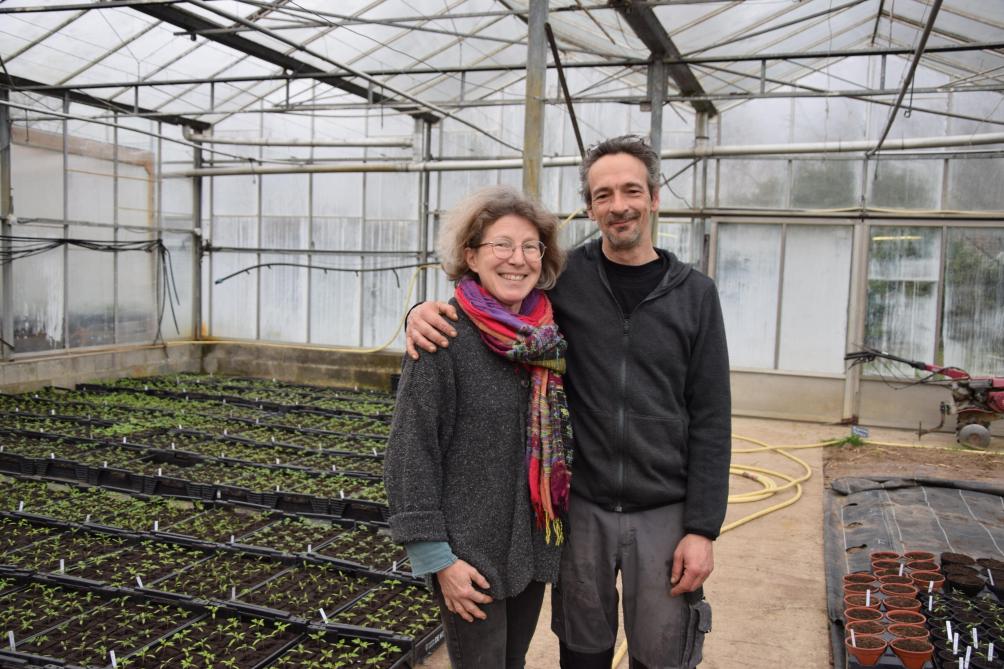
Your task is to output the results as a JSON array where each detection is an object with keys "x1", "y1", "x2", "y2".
[{"x1": 551, "y1": 497, "x2": 712, "y2": 669}]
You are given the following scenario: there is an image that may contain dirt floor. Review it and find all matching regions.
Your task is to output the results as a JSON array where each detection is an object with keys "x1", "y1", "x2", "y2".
[{"x1": 417, "y1": 418, "x2": 1003, "y2": 668}]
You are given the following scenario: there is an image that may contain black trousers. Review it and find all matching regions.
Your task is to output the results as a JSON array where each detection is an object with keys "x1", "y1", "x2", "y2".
[{"x1": 433, "y1": 580, "x2": 546, "y2": 669}]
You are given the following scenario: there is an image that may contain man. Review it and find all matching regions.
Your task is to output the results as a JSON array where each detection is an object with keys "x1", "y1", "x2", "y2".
[{"x1": 406, "y1": 135, "x2": 731, "y2": 669}]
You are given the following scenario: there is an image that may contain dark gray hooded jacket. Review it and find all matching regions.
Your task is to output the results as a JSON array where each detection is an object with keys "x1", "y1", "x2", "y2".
[{"x1": 550, "y1": 240, "x2": 732, "y2": 539}]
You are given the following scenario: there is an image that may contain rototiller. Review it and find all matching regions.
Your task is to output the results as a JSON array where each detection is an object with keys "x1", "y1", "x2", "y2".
[{"x1": 845, "y1": 346, "x2": 1004, "y2": 449}]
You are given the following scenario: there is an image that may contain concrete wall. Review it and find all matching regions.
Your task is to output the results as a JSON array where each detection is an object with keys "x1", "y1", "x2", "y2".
[
  {"x1": 201, "y1": 342, "x2": 403, "y2": 393},
  {"x1": 731, "y1": 370, "x2": 846, "y2": 423},
  {"x1": 0, "y1": 341, "x2": 402, "y2": 395},
  {"x1": 0, "y1": 343, "x2": 202, "y2": 392}
]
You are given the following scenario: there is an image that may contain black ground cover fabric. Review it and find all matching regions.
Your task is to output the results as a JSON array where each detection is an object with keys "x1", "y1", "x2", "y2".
[{"x1": 825, "y1": 477, "x2": 1004, "y2": 667}]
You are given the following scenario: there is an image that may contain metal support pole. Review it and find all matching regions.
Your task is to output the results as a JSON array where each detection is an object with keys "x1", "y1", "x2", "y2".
[
  {"x1": 648, "y1": 58, "x2": 666, "y2": 244},
  {"x1": 415, "y1": 119, "x2": 432, "y2": 303},
  {"x1": 694, "y1": 111, "x2": 710, "y2": 268},
  {"x1": 522, "y1": 0, "x2": 548, "y2": 198},
  {"x1": 842, "y1": 219, "x2": 870, "y2": 423},
  {"x1": 0, "y1": 91, "x2": 13, "y2": 359},
  {"x1": 62, "y1": 94, "x2": 69, "y2": 350},
  {"x1": 191, "y1": 138, "x2": 203, "y2": 341}
]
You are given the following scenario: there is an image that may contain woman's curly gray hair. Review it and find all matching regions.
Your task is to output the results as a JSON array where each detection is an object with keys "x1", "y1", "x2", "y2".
[{"x1": 437, "y1": 185, "x2": 565, "y2": 290}]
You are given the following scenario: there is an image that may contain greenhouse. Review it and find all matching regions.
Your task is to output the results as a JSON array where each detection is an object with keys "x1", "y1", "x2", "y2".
[{"x1": 0, "y1": 1, "x2": 1002, "y2": 668}]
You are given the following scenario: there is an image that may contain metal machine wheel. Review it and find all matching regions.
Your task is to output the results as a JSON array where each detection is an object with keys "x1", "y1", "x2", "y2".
[{"x1": 957, "y1": 423, "x2": 992, "y2": 450}]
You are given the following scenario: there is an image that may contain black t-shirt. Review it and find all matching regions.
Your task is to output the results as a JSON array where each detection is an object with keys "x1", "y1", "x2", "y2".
[{"x1": 601, "y1": 252, "x2": 668, "y2": 316}]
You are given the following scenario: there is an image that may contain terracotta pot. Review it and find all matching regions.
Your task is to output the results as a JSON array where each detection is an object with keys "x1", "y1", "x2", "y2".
[
  {"x1": 906, "y1": 560, "x2": 938, "y2": 572},
  {"x1": 845, "y1": 594, "x2": 881, "y2": 610},
  {"x1": 845, "y1": 606, "x2": 884, "y2": 623},
  {"x1": 845, "y1": 582, "x2": 881, "y2": 596},
  {"x1": 871, "y1": 551, "x2": 902, "y2": 563},
  {"x1": 845, "y1": 633, "x2": 888, "y2": 666},
  {"x1": 886, "y1": 609, "x2": 926, "y2": 626},
  {"x1": 890, "y1": 637, "x2": 933, "y2": 669},
  {"x1": 884, "y1": 596, "x2": 922, "y2": 613},
  {"x1": 881, "y1": 583, "x2": 919, "y2": 598},
  {"x1": 844, "y1": 572, "x2": 877, "y2": 585},
  {"x1": 904, "y1": 551, "x2": 936, "y2": 563},
  {"x1": 879, "y1": 574, "x2": 915, "y2": 586},
  {"x1": 846, "y1": 619, "x2": 886, "y2": 636},
  {"x1": 873, "y1": 558, "x2": 903, "y2": 572},
  {"x1": 888, "y1": 623, "x2": 929, "y2": 639},
  {"x1": 874, "y1": 568, "x2": 901, "y2": 577},
  {"x1": 911, "y1": 570, "x2": 945, "y2": 592}
]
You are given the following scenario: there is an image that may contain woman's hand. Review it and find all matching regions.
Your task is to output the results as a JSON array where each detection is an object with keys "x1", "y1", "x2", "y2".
[
  {"x1": 437, "y1": 559, "x2": 493, "y2": 622},
  {"x1": 405, "y1": 301, "x2": 458, "y2": 359}
]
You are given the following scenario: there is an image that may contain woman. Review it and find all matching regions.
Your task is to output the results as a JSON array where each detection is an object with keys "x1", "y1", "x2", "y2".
[{"x1": 384, "y1": 185, "x2": 572, "y2": 668}]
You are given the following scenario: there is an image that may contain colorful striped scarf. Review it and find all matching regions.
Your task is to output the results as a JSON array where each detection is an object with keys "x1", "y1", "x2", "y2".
[{"x1": 455, "y1": 275, "x2": 572, "y2": 545}]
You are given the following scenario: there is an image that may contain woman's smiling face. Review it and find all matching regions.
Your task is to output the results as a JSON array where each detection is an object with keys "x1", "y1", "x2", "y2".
[{"x1": 464, "y1": 214, "x2": 543, "y2": 314}]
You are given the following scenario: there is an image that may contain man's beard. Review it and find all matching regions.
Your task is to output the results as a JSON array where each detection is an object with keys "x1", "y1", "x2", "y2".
[{"x1": 603, "y1": 212, "x2": 644, "y2": 250}]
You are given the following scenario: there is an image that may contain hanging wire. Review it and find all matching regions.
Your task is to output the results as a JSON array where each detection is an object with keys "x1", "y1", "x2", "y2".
[{"x1": 0, "y1": 235, "x2": 182, "y2": 345}]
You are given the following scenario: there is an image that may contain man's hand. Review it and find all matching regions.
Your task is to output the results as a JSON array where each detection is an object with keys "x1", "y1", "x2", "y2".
[
  {"x1": 405, "y1": 301, "x2": 459, "y2": 360},
  {"x1": 437, "y1": 559, "x2": 493, "y2": 622},
  {"x1": 669, "y1": 533, "x2": 714, "y2": 597}
]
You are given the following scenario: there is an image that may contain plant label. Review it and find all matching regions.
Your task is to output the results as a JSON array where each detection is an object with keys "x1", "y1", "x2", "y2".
[
  {"x1": 103, "y1": 461, "x2": 108, "y2": 468},
  {"x1": 153, "y1": 520, "x2": 159, "y2": 532},
  {"x1": 50, "y1": 453, "x2": 55, "y2": 459},
  {"x1": 157, "y1": 468, "x2": 162, "y2": 477},
  {"x1": 331, "y1": 465, "x2": 337, "y2": 473},
  {"x1": 171, "y1": 443, "x2": 176, "y2": 450},
  {"x1": 974, "y1": 628, "x2": 979, "y2": 646},
  {"x1": 275, "y1": 459, "x2": 280, "y2": 465},
  {"x1": 85, "y1": 514, "x2": 91, "y2": 523},
  {"x1": 17, "y1": 501, "x2": 23, "y2": 512},
  {"x1": 8, "y1": 631, "x2": 14, "y2": 652},
  {"x1": 965, "y1": 646, "x2": 972, "y2": 665},
  {"x1": 392, "y1": 561, "x2": 398, "y2": 572},
  {"x1": 339, "y1": 490, "x2": 344, "y2": 499},
  {"x1": 988, "y1": 642, "x2": 994, "y2": 662},
  {"x1": 136, "y1": 576, "x2": 144, "y2": 588},
  {"x1": 109, "y1": 650, "x2": 117, "y2": 668},
  {"x1": 231, "y1": 586, "x2": 236, "y2": 600},
  {"x1": 59, "y1": 559, "x2": 64, "y2": 573},
  {"x1": 319, "y1": 608, "x2": 328, "y2": 623},
  {"x1": 122, "y1": 437, "x2": 127, "y2": 444},
  {"x1": 230, "y1": 535, "x2": 235, "y2": 544},
  {"x1": 307, "y1": 544, "x2": 312, "y2": 553},
  {"x1": 953, "y1": 631, "x2": 959, "y2": 654}
]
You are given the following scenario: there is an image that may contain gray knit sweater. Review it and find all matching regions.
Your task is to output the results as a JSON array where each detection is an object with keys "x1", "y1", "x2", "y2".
[{"x1": 384, "y1": 302, "x2": 561, "y2": 599}]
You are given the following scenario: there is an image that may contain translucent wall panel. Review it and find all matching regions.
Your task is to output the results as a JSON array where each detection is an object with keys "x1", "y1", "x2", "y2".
[
  {"x1": 946, "y1": 158, "x2": 1004, "y2": 212},
  {"x1": 13, "y1": 225, "x2": 64, "y2": 354},
  {"x1": 791, "y1": 159, "x2": 861, "y2": 209},
  {"x1": 719, "y1": 97, "x2": 792, "y2": 145},
  {"x1": 117, "y1": 229, "x2": 157, "y2": 345},
  {"x1": 777, "y1": 226, "x2": 852, "y2": 373},
  {"x1": 365, "y1": 173, "x2": 418, "y2": 221},
  {"x1": 117, "y1": 163, "x2": 154, "y2": 227},
  {"x1": 210, "y1": 218, "x2": 257, "y2": 340},
  {"x1": 212, "y1": 175, "x2": 258, "y2": 217},
  {"x1": 866, "y1": 160, "x2": 941, "y2": 210},
  {"x1": 717, "y1": 159, "x2": 787, "y2": 208},
  {"x1": 67, "y1": 154, "x2": 113, "y2": 224},
  {"x1": 310, "y1": 218, "x2": 362, "y2": 346},
  {"x1": 313, "y1": 173, "x2": 363, "y2": 218},
  {"x1": 361, "y1": 219, "x2": 417, "y2": 348},
  {"x1": 716, "y1": 223, "x2": 781, "y2": 368},
  {"x1": 11, "y1": 143, "x2": 63, "y2": 220},
  {"x1": 260, "y1": 217, "x2": 307, "y2": 343},
  {"x1": 67, "y1": 225, "x2": 114, "y2": 348},
  {"x1": 657, "y1": 220, "x2": 699, "y2": 265},
  {"x1": 942, "y1": 229, "x2": 1004, "y2": 375},
  {"x1": 865, "y1": 226, "x2": 941, "y2": 371}
]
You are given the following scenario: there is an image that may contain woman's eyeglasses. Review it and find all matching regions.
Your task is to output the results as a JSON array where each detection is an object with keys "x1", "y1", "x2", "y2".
[{"x1": 473, "y1": 239, "x2": 546, "y2": 261}]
